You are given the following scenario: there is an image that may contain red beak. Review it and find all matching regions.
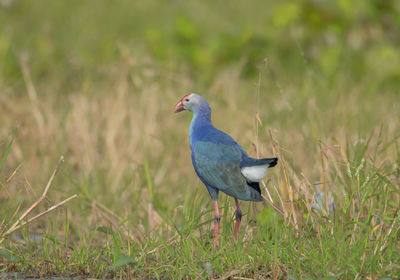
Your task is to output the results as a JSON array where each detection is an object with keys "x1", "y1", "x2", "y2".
[{"x1": 173, "y1": 100, "x2": 185, "y2": 113}]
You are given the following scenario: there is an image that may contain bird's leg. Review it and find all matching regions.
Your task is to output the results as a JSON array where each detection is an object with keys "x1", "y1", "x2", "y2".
[
  {"x1": 234, "y1": 198, "x2": 242, "y2": 241},
  {"x1": 212, "y1": 201, "x2": 220, "y2": 250}
]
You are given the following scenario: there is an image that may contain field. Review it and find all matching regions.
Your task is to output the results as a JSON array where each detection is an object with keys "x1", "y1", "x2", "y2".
[{"x1": 0, "y1": 1, "x2": 399, "y2": 279}]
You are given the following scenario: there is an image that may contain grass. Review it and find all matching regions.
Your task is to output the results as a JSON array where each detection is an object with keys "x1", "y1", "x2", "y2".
[
  {"x1": 0, "y1": 63, "x2": 398, "y2": 278},
  {"x1": 1, "y1": 1, "x2": 400, "y2": 279}
]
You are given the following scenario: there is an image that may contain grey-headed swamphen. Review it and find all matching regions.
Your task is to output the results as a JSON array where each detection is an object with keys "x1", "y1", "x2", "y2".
[{"x1": 174, "y1": 93, "x2": 277, "y2": 248}]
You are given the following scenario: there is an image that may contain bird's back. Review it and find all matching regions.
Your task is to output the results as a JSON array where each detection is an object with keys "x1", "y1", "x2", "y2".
[{"x1": 190, "y1": 124, "x2": 264, "y2": 201}]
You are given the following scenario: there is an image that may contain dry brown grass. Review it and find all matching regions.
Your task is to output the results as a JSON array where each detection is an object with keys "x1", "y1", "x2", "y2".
[{"x1": 0, "y1": 56, "x2": 399, "y2": 278}]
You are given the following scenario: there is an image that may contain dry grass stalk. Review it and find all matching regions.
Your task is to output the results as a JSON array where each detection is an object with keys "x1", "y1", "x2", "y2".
[
  {"x1": 0, "y1": 156, "x2": 78, "y2": 244},
  {"x1": 1, "y1": 164, "x2": 23, "y2": 200},
  {"x1": 251, "y1": 115, "x2": 285, "y2": 217},
  {"x1": 19, "y1": 58, "x2": 45, "y2": 135},
  {"x1": 0, "y1": 219, "x2": 6, "y2": 237}
]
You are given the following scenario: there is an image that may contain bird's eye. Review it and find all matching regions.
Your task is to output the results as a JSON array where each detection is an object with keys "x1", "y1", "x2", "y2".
[{"x1": 185, "y1": 98, "x2": 189, "y2": 102}]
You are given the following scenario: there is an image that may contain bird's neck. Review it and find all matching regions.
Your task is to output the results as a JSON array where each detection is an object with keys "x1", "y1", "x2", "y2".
[{"x1": 189, "y1": 107, "x2": 212, "y2": 147}]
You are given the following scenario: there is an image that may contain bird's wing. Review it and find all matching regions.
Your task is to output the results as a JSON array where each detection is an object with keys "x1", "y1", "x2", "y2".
[{"x1": 193, "y1": 141, "x2": 248, "y2": 195}]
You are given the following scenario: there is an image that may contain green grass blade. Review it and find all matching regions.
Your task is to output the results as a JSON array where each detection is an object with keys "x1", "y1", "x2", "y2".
[{"x1": 0, "y1": 137, "x2": 13, "y2": 172}]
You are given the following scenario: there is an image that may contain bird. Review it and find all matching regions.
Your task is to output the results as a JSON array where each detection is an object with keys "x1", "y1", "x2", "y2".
[{"x1": 173, "y1": 93, "x2": 278, "y2": 249}]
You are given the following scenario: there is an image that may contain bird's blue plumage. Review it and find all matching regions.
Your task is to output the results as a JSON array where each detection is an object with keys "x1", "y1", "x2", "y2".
[
  {"x1": 174, "y1": 93, "x2": 278, "y2": 244},
  {"x1": 183, "y1": 94, "x2": 277, "y2": 202}
]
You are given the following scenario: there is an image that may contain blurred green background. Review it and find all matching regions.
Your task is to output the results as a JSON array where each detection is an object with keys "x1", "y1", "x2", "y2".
[{"x1": 1, "y1": 0, "x2": 399, "y2": 89}]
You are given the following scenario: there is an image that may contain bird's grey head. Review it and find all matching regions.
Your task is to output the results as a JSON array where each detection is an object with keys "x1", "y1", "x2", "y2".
[{"x1": 173, "y1": 93, "x2": 210, "y2": 115}]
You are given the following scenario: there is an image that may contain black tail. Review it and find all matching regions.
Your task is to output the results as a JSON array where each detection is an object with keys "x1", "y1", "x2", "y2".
[
  {"x1": 247, "y1": 181, "x2": 261, "y2": 195},
  {"x1": 245, "y1": 158, "x2": 277, "y2": 195},
  {"x1": 240, "y1": 157, "x2": 278, "y2": 168},
  {"x1": 264, "y1": 157, "x2": 278, "y2": 168}
]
